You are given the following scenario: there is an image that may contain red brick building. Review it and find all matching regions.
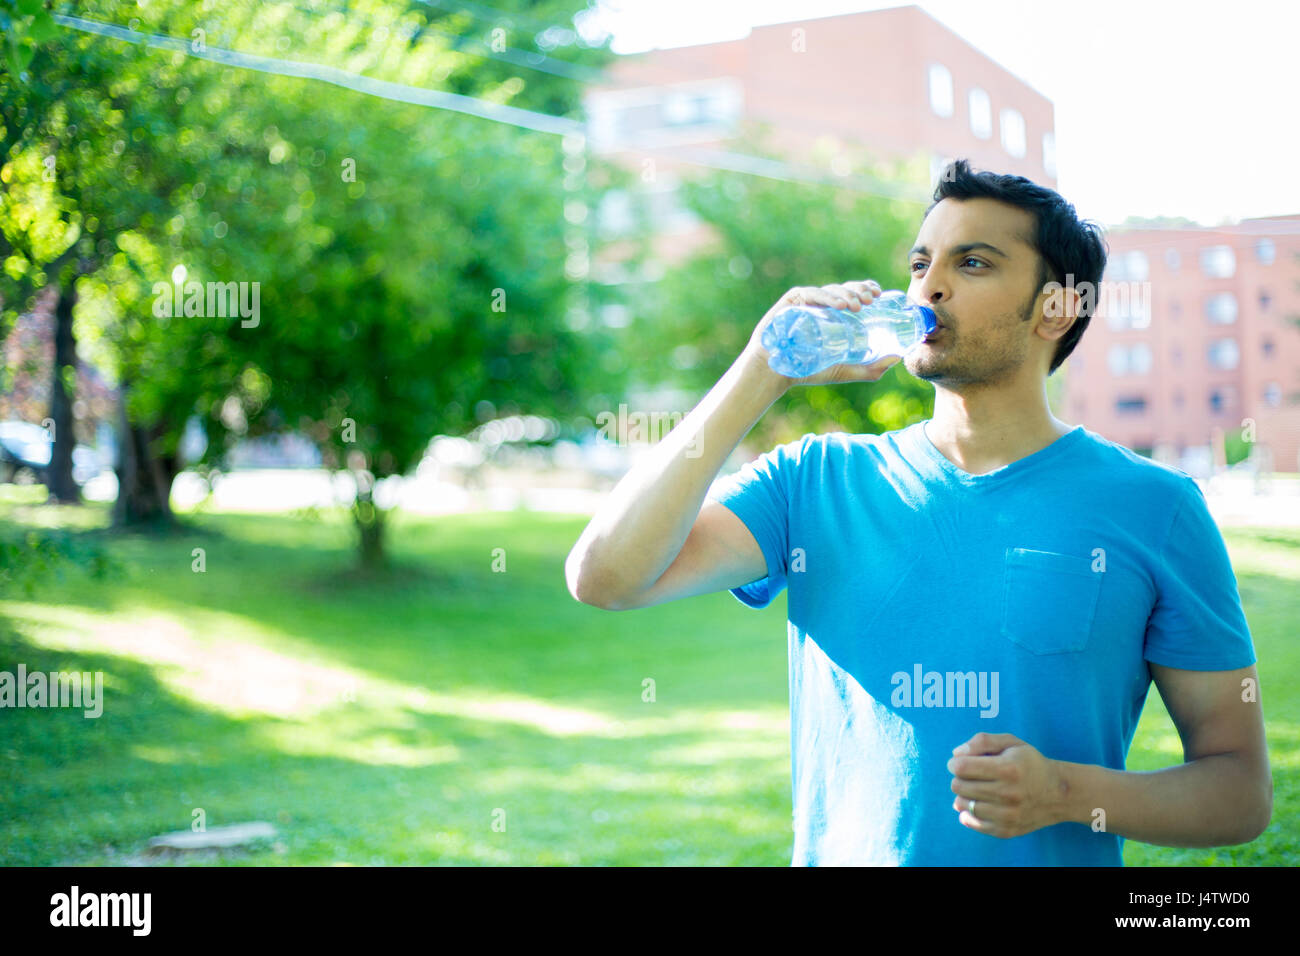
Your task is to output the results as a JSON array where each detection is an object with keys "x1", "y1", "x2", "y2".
[
  {"x1": 584, "y1": 4, "x2": 1057, "y2": 267},
  {"x1": 1062, "y1": 218, "x2": 1300, "y2": 475}
]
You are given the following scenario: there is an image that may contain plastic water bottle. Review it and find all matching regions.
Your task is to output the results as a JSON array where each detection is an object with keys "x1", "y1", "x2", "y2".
[{"x1": 760, "y1": 291, "x2": 938, "y2": 378}]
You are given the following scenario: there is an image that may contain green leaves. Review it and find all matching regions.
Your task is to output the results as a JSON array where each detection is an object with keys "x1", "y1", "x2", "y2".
[
  {"x1": 0, "y1": 527, "x2": 123, "y2": 598},
  {"x1": 1, "y1": 0, "x2": 56, "y2": 80}
]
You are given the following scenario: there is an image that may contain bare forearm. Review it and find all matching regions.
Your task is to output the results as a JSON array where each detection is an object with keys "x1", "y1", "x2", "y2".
[
  {"x1": 566, "y1": 350, "x2": 785, "y2": 604},
  {"x1": 1054, "y1": 752, "x2": 1271, "y2": 847}
]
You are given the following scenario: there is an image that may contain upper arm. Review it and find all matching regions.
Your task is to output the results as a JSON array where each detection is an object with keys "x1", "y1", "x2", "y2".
[
  {"x1": 615, "y1": 498, "x2": 768, "y2": 610},
  {"x1": 1150, "y1": 662, "x2": 1271, "y2": 817}
]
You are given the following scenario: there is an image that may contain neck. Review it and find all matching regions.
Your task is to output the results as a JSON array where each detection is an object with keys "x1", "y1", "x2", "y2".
[{"x1": 927, "y1": 376, "x2": 1072, "y2": 475}]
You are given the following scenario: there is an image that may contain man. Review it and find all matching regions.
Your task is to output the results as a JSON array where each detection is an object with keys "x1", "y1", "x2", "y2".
[{"x1": 565, "y1": 159, "x2": 1271, "y2": 865}]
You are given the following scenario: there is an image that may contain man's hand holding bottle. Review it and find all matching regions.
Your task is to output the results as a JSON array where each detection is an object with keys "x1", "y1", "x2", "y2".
[{"x1": 745, "y1": 278, "x2": 904, "y2": 388}]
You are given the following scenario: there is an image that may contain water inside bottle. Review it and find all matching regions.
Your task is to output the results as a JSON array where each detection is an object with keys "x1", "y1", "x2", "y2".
[{"x1": 816, "y1": 310, "x2": 859, "y2": 363}]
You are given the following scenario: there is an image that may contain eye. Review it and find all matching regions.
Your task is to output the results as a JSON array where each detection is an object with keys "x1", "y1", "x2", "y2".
[
  {"x1": 961, "y1": 257, "x2": 987, "y2": 269},
  {"x1": 909, "y1": 260, "x2": 927, "y2": 273}
]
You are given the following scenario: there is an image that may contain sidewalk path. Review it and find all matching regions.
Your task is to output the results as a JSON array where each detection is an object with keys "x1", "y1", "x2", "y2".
[{"x1": 163, "y1": 468, "x2": 1300, "y2": 527}]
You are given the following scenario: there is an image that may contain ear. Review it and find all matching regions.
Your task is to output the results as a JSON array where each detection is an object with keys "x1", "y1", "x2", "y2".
[
  {"x1": 1040, "y1": 280, "x2": 1080, "y2": 318},
  {"x1": 1060, "y1": 286, "x2": 1082, "y2": 321},
  {"x1": 1038, "y1": 282, "x2": 1080, "y2": 341}
]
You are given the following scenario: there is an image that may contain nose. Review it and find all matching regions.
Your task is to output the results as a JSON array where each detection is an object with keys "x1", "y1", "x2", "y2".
[{"x1": 912, "y1": 267, "x2": 948, "y2": 311}]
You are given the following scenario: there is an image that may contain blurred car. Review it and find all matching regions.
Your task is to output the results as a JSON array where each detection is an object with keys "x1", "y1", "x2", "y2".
[{"x1": 0, "y1": 420, "x2": 52, "y2": 485}]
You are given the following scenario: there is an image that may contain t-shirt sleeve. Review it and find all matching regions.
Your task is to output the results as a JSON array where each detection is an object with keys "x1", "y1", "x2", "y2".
[
  {"x1": 1143, "y1": 477, "x2": 1256, "y2": 670},
  {"x1": 705, "y1": 433, "x2": 812, "y2": 609}
]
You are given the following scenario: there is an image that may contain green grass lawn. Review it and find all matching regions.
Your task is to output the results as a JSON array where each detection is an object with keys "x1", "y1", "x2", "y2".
[{"x1": 0, "y1": 486, "x2": 1295, "y2": 866}]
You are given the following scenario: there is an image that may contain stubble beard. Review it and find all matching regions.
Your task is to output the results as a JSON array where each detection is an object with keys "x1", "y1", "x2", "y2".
[{"x1": 906, "y1": 281, "x2": 1042, "y2": 388}]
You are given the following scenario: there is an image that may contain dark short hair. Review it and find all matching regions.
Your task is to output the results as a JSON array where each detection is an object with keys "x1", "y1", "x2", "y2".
[{"x1": 926, "y1": 159, "x2": 1108, "y2": 375}]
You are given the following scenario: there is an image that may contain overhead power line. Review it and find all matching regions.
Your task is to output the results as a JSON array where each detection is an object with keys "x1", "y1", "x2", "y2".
[
  {"x1": 54, "y1": 13, "x2": 582, "y2": 137},
  {"x1": 52, "y1": 13, "x2": 930, "y2": 202}
]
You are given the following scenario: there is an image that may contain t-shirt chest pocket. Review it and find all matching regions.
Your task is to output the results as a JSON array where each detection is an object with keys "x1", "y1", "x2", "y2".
[{"x1": 1000, "y1": 548, "x2": 1102, "y2": 655}]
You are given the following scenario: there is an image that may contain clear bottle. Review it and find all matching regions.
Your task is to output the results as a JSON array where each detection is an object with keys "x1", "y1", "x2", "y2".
[{"x1": 759, "y1": 290, "x2": 938, "y2": 379}]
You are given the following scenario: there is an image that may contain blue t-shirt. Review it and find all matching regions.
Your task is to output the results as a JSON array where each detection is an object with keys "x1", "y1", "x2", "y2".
[{"x1": 707, "y1": 420, "x2": 1256, "y2": 866}]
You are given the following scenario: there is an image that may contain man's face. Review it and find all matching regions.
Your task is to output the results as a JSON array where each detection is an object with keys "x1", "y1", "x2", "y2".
[{"x1": 903, "y1": 197, "x2": 1049, "y2": 387}]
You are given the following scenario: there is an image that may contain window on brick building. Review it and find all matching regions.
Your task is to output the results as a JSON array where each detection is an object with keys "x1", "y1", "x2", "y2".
[
  {"x1": 1165, "y1": 248, "x2": 1180, "y2": 271},
  {"x1": 1265, "y1": 383, "x2": 1282, "y2": 407},
  {"x1": 1105, "y1": 250, "x2": 1148, "y2": 283},
  {"x1": 1124, "y1": 250, "x2": 1148, "y2": 280},
  {"x1": 1107, "y1": 345, "x2": 1125, "y2": 375},
  {"x1": 1208, "y1": 338, "x2": 1239, "y2": 369},
  {"x1": 928, "y1": 64, "x2": 954, "y2": 117},
  {"x1": 1206, "y1": 292, "x2": 1237, "y2": 324},
  {"x1": 1115, "y1": 396, "x2": 1147, "y2": 414},
  {"x1": 1256, "y1": 238, "x2": 1276, "y2": 265},
  {"x1": 1104, "y1": 287, "x2": 1150, "y2": 330},
  {"x1": 1263, "y1": 338, "x2": 1275, "y2": 357},
  {"x1": 1109, "y1": 343, "x2": 1152, "y2": 374},
  {"x1": 1042, "y1": 132, "x2": 1056, "y2": 177},
  {"x1": 1000, "y1": 108, "x2": 1026, "y2": 157},
  {"x1": 969, "y1": 88, "x2": 992, "y2": 139},
  {"x1": 1200, "y1": 245, "x2": 1236, "y2": 278},
  {"x1": 585, "y1": 79, "x2": 742, "y2": 151}
]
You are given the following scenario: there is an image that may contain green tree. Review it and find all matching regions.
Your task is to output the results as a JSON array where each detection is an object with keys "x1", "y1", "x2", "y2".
[
  {"x1": 1, "y1": 2, "x2": 237, "y2": 513},
  {"x1": 634, "y1": 141, "x2": 935, "y2": 450},
  {"x1": 158, "y1": 0, "x2": 623, "y2": 566},
  {"x1": 6, "y1": 0, "x2": 625, "y2": 565}
]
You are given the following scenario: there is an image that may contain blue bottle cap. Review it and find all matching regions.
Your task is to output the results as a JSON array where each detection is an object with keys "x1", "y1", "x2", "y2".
[{"x1": 917, "y1": 305, "x2": 937, "y2": 334}]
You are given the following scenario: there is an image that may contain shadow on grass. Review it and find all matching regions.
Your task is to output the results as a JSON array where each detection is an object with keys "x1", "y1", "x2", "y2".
[
  {"x1": 9, "y1": 509, "x2": 792, "y2": 712},
  {"x1": 0, "y1": 619, "x2": 794, "y2": 866}
]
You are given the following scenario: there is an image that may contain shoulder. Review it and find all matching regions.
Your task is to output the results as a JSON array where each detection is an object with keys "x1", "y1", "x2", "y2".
[
  {"x1": 728, "y1": 429, "x2": 889, "y2": 476},
  {"x1": 1070, "y1": 426, "x2": 1205, "y2": 505},
  {"x1": 1072, "y1": 426, "x2": 1196, "y2": 483},
  {"x1": 837, "y1": 424, "x2": 925, "y2": 474},
  {"x1": 801, "y1": 424, "x2": 919, "y2": 459},
  {"x1": 746, "y1": 425, "x2": 925, "y2": 477}
]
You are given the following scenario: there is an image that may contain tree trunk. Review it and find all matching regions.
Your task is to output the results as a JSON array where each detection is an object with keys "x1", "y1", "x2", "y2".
[
  {"x1": 351, "y1": 480, "x2": 387, "y2": 569},
  {"x1": 46, "y1": 275, "x2": 81, "y2": 503},
  {"x1": 112, "y1": 386, "x2": 177, "y2": 528}
]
